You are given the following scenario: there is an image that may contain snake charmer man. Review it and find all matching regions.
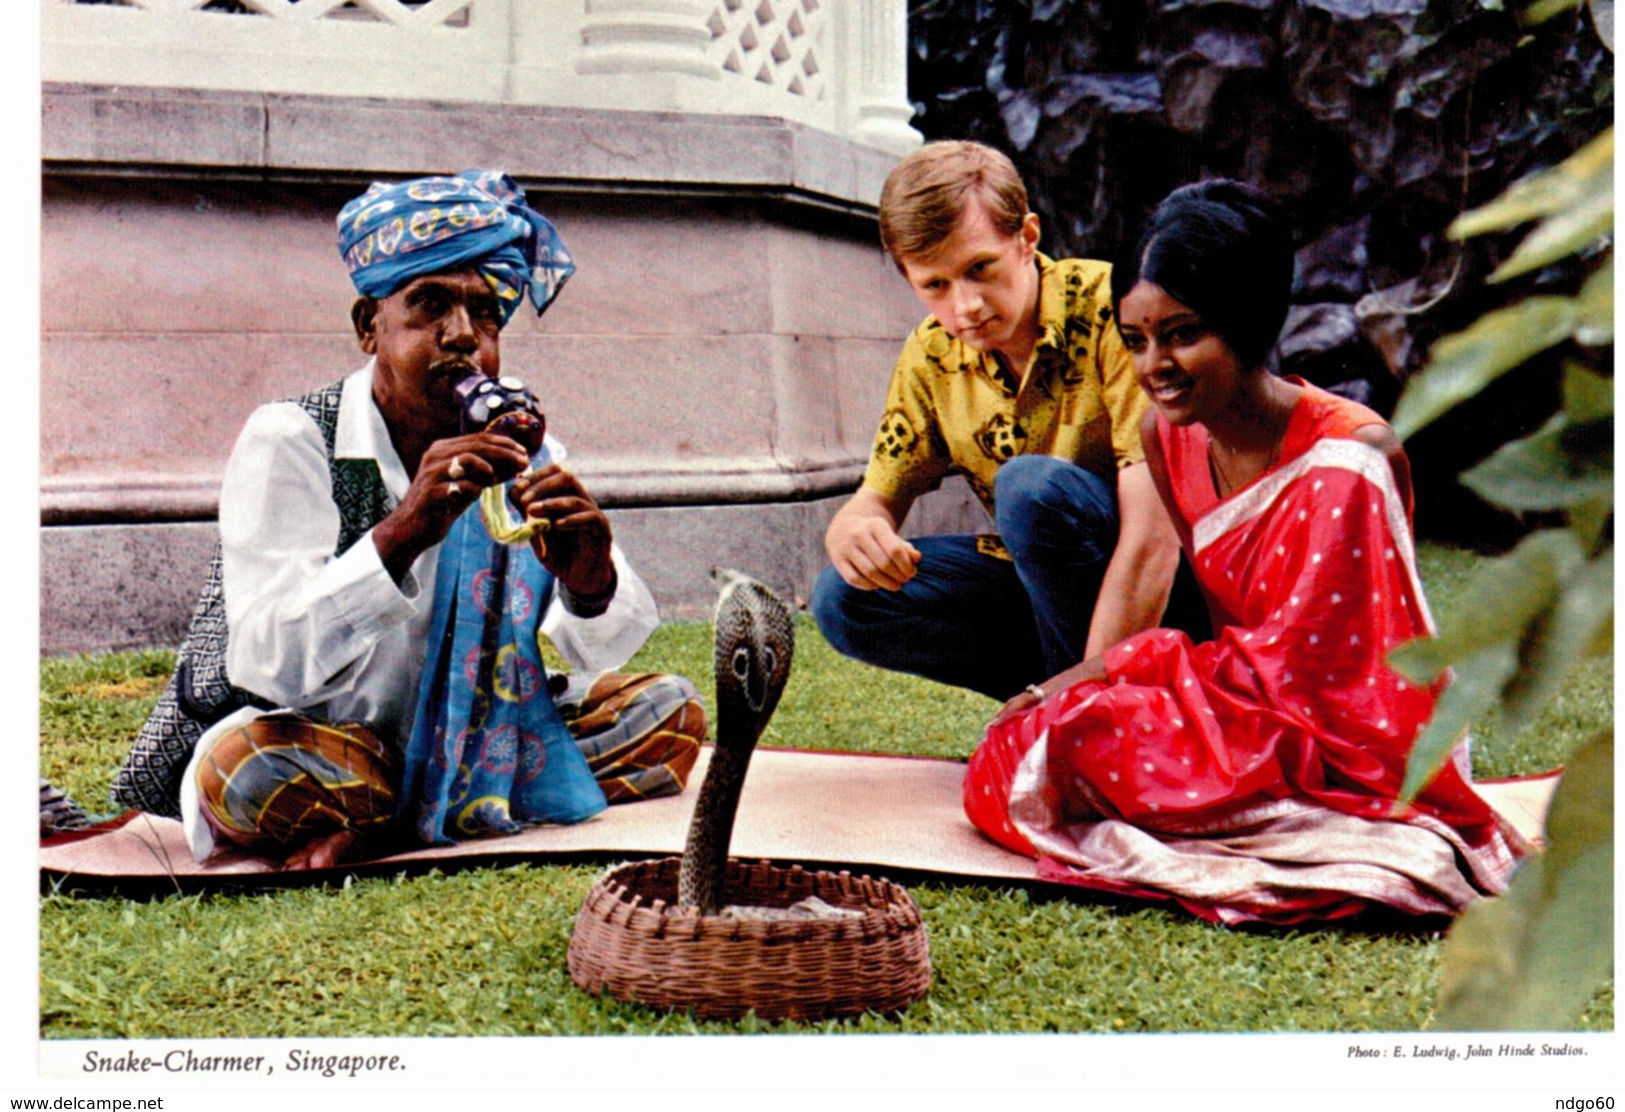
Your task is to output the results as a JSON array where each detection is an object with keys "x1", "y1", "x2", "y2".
[
  {"x1": 810, "y1": 141, "x2": 1206, "y2": 700},
  {"x1": 110, "y1": 171, "x2": 705, "y2": 870}
]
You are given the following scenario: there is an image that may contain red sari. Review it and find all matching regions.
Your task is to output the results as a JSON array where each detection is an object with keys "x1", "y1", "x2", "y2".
[{"x1": 964, "y1": 384, "x2": 1528, "y2": 925}]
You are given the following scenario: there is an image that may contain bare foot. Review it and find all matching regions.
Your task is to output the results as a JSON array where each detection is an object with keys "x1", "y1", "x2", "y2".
[{"x1": 282, "y1": 829, "x2": 361, "y2": 872}]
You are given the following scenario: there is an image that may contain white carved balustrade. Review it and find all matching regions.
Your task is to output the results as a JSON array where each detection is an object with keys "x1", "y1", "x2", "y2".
[{"x1": 41, "y1": 0, "x2": 921, "y2": 153}]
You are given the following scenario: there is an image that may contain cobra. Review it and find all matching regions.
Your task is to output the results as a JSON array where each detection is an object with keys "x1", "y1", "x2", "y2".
[{"x1": 676, "y1": 568, "x2": 796, "y2": 914}]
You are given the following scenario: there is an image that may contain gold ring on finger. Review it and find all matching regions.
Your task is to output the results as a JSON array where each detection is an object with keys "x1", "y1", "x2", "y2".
[
  {"x1": 448, "y1": 455, "x2": 466, "y2": 480},
  {"x1": 447, "y1": 481, "x2": 461, "y2": 498}
]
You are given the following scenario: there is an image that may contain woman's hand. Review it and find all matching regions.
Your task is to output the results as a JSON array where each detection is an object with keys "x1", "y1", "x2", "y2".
[{"x1": 989, "y1": 657, "x2": 1109, "y2": 726}]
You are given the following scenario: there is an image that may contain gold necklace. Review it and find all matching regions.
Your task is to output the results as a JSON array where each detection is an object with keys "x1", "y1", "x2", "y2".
[
  {"x1": 1209, "y1": 438, "x2": 1282, "y2": 496},
  {"x1": 1208, "y1": 395, "x2": 1289, "y2": 496}
]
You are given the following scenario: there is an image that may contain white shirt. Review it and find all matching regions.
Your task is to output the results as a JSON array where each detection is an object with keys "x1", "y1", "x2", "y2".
[{"x1": 217, "y1": 360, "x2": 659, "y2": 748}]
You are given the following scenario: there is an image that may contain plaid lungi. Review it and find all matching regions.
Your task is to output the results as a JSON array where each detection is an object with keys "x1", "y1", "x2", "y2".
[
  {"x1": 195, "y1": 713, "x2": 401, "y2": 852},
  {"x1": 558, "y1": 672, "x2": 705, "y2": 803},
  {"x1": 196, "y1": 672, "x2": 706, "y2": 852}
]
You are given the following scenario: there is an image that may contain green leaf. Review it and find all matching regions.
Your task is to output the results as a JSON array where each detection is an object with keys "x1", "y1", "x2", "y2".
[
  {"x1": 1521, "y1": 0, "x2": 1582, "y2": 24},
  {"x1": 1449, "y1": 128, "x2": 1614, "y2": 242},
  {"x1": 1394, "y1": 531, "x2": 1593, "y2": 799},
  {"x1": 1501, "y1": 546, "x2": 1614, "y2": 735},
  {"x1": 1392, "y1": 531, "x2": 1583, "y2": 682},
  {"x1": 1390, "y1": 297, "x2": 1578, "y2": 439},
  {"x1": 1563, "y1": 359, "x2": 1615, "y2": 421},
  {"x1": 1399, "y1": 644, "x2": 1519, "y2": 801},
  {"x1": 1462, "y1": 362, "x2": 1614, "y2": 520},
  {"x1": 1490, "y1": 191, "x2": 1613, "y2": 283},
  {"x1": 1573, "y1": 257, "x2": 1615, "y2": 345},
  {"x1": 1542, "y1": 730, "x2": 1614, "y2": 879},
  {"x1": 1430, "y1": 732, "x2": 1614, "y2": 1030},
  {"x1": 1461, "y1": 415, "x2": 1613, "y2": 512},
  {"x1": 1570, "y1": 504, "x2": 1614, "y2": 556}
]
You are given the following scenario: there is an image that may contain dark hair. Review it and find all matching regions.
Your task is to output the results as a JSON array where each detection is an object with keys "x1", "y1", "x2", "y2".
[{"x1": 1111, "y1": 180, "x2": 1293, "y2": 369}]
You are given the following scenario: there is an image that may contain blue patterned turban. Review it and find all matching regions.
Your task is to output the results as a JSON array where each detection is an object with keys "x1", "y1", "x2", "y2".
[{"x1": 337, "y1": 170, "x2": 575, "y2": 326}]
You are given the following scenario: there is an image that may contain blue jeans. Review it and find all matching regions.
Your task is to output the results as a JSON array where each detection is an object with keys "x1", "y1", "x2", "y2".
[{"x1": 810, "y1": 456, "x2": 1120, "y2": 701}]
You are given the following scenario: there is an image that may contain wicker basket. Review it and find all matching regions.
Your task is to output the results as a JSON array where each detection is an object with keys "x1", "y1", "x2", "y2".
[{"x1": 568, "y1": 857, "x2": 931, "y2": 1022}]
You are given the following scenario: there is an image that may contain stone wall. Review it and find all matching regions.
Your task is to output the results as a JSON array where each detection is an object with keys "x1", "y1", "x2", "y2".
[{"x1": 40, "y1": 85, "x2": 975, "y2": 654}]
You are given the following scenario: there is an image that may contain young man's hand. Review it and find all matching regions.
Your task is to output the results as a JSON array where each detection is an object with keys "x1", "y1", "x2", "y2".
[{"x1": 825, "y1": 487, "x2": 921, "y2": 591}]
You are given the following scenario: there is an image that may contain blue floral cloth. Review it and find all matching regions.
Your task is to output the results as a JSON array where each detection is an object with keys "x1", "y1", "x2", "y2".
[
  {"x1": 398, "y1": 447, "x2": 607, "y2": 843},
  {"x1": 337, "y1": 170, "x2": 575, "y2": 326}
]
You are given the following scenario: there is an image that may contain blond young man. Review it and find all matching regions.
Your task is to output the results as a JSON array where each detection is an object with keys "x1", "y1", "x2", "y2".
[{"x1": 811, "y1": 141, "x2": 1198, "y2": 700}]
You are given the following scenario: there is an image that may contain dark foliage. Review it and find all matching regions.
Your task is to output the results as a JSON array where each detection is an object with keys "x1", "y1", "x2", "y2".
[{"x1": 907, "y1": 0, "x2": 1612, "y2": 545}]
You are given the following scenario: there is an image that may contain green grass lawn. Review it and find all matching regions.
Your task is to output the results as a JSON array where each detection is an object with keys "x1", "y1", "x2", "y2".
[{"x1": 38, "y1": 546, "x2": 1613, "y2": 1037}]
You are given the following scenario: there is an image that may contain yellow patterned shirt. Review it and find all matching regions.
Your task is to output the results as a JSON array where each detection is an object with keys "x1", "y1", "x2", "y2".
[{"x1": 862, "y1": 254, "x2": 1148, "y2": 553}]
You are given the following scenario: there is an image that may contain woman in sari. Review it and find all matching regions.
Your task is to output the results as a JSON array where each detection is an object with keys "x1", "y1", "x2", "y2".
[{"x1": 962, "y1": 180, "x2": 1528, "y2": 925}]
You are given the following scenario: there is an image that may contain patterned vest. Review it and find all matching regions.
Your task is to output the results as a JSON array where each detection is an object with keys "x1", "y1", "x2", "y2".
[{"x1": 109, "y1": 379, "x2": 393, "y2": 818}]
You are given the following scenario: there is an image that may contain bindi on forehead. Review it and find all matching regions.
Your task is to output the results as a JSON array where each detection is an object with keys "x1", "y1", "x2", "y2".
[{"x1": 1133, "y1": 309, "x2": 1202, "y2": 331}]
